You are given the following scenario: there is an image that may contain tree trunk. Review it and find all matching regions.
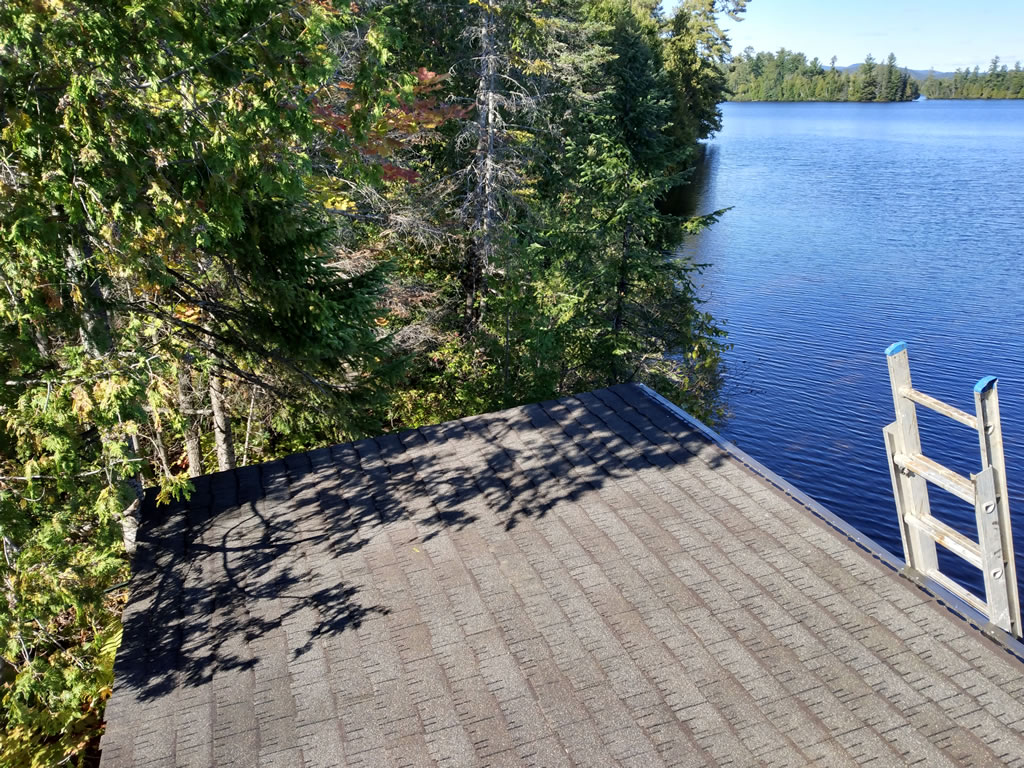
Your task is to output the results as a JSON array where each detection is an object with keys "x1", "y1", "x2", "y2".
[
  {"x1": 65, "y1": 230, "x2": 112, "y2": 356},
  {"x1": 66, "y1": 226, "x2": 143, "y2": 549},
  {"x1": 147, "y1": 418, "x2": 173, "y2": 478},
  {"x1": 177, "y1": 360, "x2": 204, "y2": 477},
  {"x1": 613, "y1": 216, "x2": 633, "y2": 335},
  {"x1": 610, "y1": 217, "x2": 633, "y2": 386},
  {"x1": 120, "y1": 498, "x2": 141, "y2": 559},
  {"x1": 209, "y1": 372, "x2": 236, "y2": 472},
  {"x1": 465, "y1": 1, "x2": 500, "y2": 332}
]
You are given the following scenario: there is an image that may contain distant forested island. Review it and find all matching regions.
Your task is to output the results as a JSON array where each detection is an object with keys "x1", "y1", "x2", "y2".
[
  {"x1": 919, "y1": 59, "x2": 1024, "y2": 99},
  {"x1": 726, "y1": 49, "x2": 1024, "y2": 102}
]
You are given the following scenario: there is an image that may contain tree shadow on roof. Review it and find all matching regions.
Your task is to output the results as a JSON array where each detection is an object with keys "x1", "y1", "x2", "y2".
[{"x1": 114, "y1": 384, "x2": 720, "y2": 703}]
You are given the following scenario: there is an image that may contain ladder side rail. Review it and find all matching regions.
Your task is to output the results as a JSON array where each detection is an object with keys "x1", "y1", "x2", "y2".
[
  {"x1": 975, "y1": 377, "x2": 1021, "y2": 638},
  {"x1": 973, "y1": 467, "x2": 1013, "y2": 633},
  {"x1": 884, "y1": 423, "x2": 917, "y2": 566},
  {"x1": 885, "y1": 343, "x2": 938, "y2": 573}
]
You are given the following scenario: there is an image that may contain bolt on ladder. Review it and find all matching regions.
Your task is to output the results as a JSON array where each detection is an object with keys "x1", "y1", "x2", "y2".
[{"x1": 883, "y1": 341, "x2": 1020, "y2": 638}]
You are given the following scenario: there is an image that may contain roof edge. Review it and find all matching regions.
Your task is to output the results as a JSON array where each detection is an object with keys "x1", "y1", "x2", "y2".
[{"x1": 635, "y1": 383, "x2": 1024, "y2": 661}]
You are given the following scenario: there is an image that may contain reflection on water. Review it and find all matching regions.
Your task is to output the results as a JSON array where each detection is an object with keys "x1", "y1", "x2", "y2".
[
  {"x1": 660, "y1": 143, "x2": 720, "y2": 216},
  {"x1": 681, "y1": 100, "x2": 1024, "y2": 602}
]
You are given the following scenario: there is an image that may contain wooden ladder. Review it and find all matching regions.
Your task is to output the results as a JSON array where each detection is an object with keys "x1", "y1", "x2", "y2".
[{"x1": 883, "y1": 341, "x2": 1021, "y2": 638}]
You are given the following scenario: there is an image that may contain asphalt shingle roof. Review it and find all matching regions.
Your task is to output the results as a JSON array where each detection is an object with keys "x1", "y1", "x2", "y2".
[{"x1": 100, "y1": 383, "x2": 1024, "y2": 767}]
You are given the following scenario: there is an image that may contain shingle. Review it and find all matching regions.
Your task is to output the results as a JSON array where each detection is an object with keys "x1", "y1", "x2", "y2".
[{"x1": 101, "y1": 384, "x2": 1024, "y2": 767}]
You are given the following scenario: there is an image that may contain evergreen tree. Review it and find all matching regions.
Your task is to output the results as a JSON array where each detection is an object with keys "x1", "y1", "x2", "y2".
[
  {"x1": 857, "y1": 54, "x2": 879, "y2": 101},
  {"x1": 921, "y1": 60, "x2": 1023, "y2": 100},
  {"x1": 1, "y1": 0, "x2": 740, "y2": 760},
  {"x1": 368, "y1": 0, "x2": 730, "y2": 423},
  {"x1": 881, "y1": 53, "x2": 902, "y2": 101},
  {"x1": 526, "y1": 0, "x2": 728, "y2": 407},
  {"x1": 724, "y1": 49, "x2": 941, "y2": 103},
  {"x1": 663, "y1": 0, "x2": 749, "y2": 143},
  {"x1": 0, "y1": 2, "x2": 399, "y2": 761}
]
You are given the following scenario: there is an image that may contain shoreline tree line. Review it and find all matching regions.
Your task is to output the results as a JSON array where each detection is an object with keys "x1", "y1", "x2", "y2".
[
  {"x1": 725, "y1": 49, "x2": 1024, "y2": 102},
  {"x1": 919, "y1": 58, "x2": 1024, "y2": 99},
  {"x1": 0, "y1": 0, "x2": 745, "y2": 763}
]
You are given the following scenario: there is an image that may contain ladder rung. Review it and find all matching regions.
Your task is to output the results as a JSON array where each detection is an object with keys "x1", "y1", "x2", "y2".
[
  {"x1": 906, "y1": 514, "x2": 983, "y2": 569},
  {"x1": 902, "y1": 387, "x2": 978, "y2": 430},
  {"x1": 925, "y1": 569, "x2": 989, "y2": 616},
  {"x1": 894, "y1": 452, "x2": 974, "y2": 503}
]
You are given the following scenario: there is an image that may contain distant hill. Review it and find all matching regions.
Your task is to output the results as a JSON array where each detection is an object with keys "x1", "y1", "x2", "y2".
[{"x1": 835, "y1": 64, "x2": 955, "y2": 80}]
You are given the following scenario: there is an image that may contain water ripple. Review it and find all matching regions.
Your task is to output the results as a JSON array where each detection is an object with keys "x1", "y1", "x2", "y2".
[{"x1": 683, "y1": 101, "x2": 1024, "y2": 600}]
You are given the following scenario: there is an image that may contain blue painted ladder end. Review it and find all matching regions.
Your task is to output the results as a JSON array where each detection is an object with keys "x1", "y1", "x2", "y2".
[{"x1": 974, "y1": 375, "x2": 998, "y2": 394}]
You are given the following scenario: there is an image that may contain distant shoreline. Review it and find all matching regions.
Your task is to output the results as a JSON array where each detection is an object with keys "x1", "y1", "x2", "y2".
[{"x1": 726, "y1": 50, "x2": 1024, "y2": 102}]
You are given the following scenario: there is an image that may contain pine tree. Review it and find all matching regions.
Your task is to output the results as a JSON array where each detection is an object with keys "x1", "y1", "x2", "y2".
[
  {"x1": 856, "y1": 54, "x2": 879, "y2": 101},
  {"x1": 663, "y1": 0, "x2": 749, "y2": 143},
  {"x1": 363, "y1": 0, "x2": 730, "y2": 423},
  {"x1": 881, "y1": 53, "x2": 902, "y2": 101},
  {"x1": 526, "y1": 0, "x2": 728, "y2": 412}
]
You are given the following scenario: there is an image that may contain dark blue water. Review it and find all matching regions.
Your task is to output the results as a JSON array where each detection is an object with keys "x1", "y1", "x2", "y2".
[{"x1": 683, "y1": 100, "x2": 1024, "y2": 603}]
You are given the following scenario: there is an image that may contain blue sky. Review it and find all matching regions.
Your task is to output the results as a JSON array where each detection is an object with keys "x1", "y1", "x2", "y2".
[{"x1": 662, "y1": 1, "x2": 1024, "y2": 72}]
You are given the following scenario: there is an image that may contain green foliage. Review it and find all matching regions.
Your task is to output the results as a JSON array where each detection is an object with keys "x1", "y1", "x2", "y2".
[
  {"x1": 855, "y1": 54, "x2": 880, "y2": 101},
  {"x1": 1, "y1": 0, "x2": 736, "y2": 762},
  {"x1": 373, "y1": 0, "x2": 731, "y2": 426},
  {"x1": 728, "y1": 47, "x2": 1024, "y2": 103},
  {"x1": 726, "y1": 48, "x2": 919, "y2": 102},
  {"x1": 0, "y1": 352, "x2": 139, "y2": 766},
  {"x1": 527, "y1": 4, "x2": 729, "y2": 417},
  {"x1": 0, "y1": 1, "x2": 401, "y2": 763},
  {"x1": 922, "y1": 58, "x2": 1024, "y2": 99},
  {"x1": 663, "y1": 0, "x2": 749, "y2": 143}
]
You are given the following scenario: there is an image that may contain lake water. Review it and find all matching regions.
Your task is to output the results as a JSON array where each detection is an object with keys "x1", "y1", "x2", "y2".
[{"x1": 682, "y1": 100, "x2": 1024, "y2": 604}]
